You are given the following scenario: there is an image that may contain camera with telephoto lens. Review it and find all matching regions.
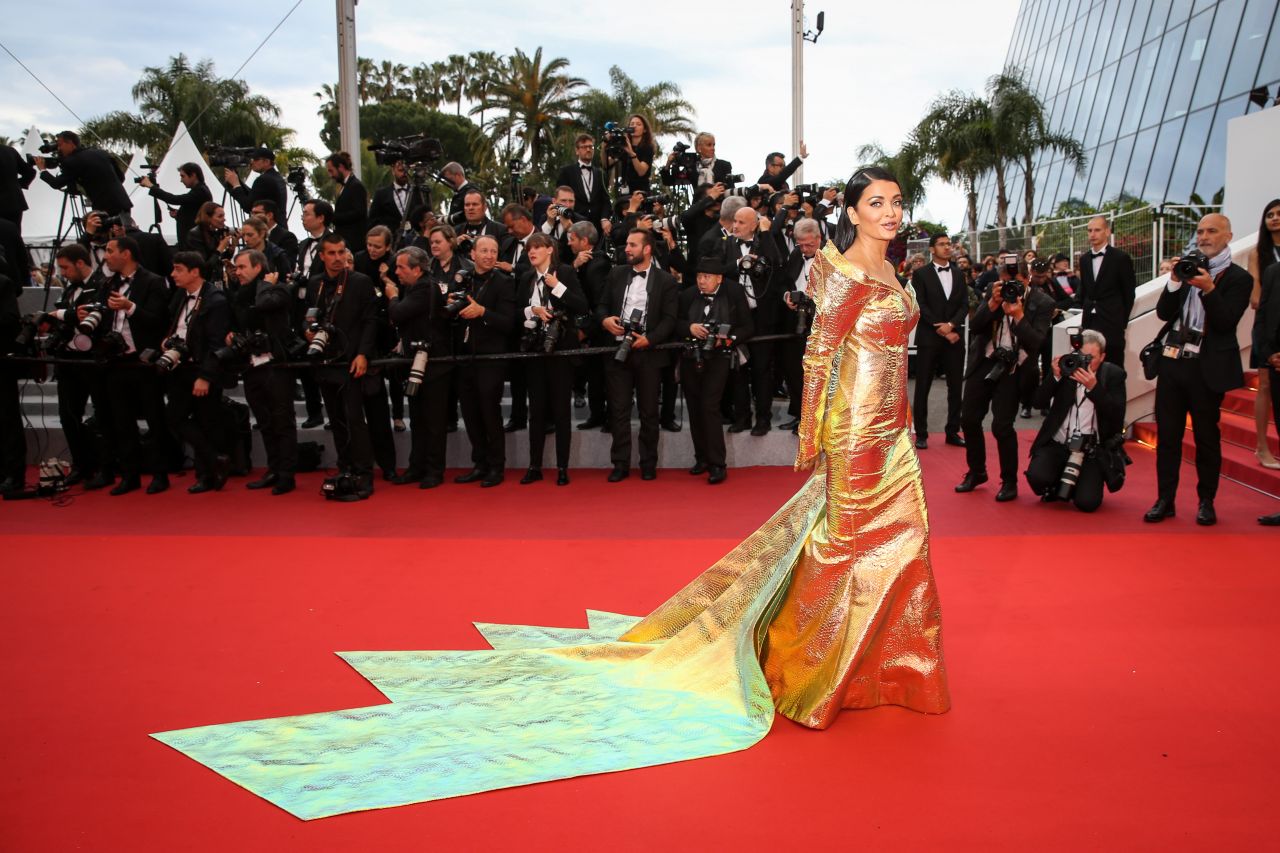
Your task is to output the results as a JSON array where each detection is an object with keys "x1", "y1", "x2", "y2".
[
  {"x1": 404, "y1": 341, "x2": 431, "y2": 397},
  {"x1": 689, "y1": 320, "x2": 735, "y2": 372},
  {"x1": 321, "y1": 472, "x2": 362, "y2": 501},
  {"x1": 1174, "y1": 250, "x2": 1210, "y2": 282},
  {"x1": 76, "y1": 303, "x2": 108, "y2": 336},
  {"x1": 614, "y1": 308, "x2": 646, "y2": 363},
  {"x1": 985, "y1": 346, "x2": 1019, "y2": 383},
  {"x1": 208, "y1": 146, "x2": 256, "y2": 169},
  {"x1": 214, "y1": 330, "x2": 270, "y2": 365},
  {"x1": 369, "y1": 134, "x2": 443, "y2": 167},
  {"x1": 1057, "y1": 432, "x2": 1097, "y2": 500},
  {"x1": 637, "y1": 193, "x2": 673, "y2": 216},
  {"x1": 302, "y1": 308, "x2": 336, "y2": 359},
  {"x1": 1000, "y1": 280, "x2": 1025, "y2": 302},
  {"x1": 141, "y1": 335, "x2": 188, "y2": 372},
  {"x1": 92, "y1": 213, "x2": 126, "y2": 233},
  {"x1": 443, "y1": 269, "x2": 475, "y2": 318},
  {"x1": 790, "y1": 290, "x2": 815, "y2": 334}
]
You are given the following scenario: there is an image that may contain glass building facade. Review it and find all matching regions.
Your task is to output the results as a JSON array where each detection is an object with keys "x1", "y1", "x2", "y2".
[{"x1": 976, "y1": 0, "x2": 1280, "y2": 224}]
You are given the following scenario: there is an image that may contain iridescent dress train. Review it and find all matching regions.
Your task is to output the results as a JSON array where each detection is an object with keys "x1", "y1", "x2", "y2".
[{"x1": 155, "y1": 242, "x2": 950, "y2": 819}]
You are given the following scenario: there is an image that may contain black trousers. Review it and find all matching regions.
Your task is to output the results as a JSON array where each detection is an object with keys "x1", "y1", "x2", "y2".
[
  {"x1": 0, "y1": 363, "x2": 24, "y2": 481},
  {"x1": 606, "y1": 352, "x2": 661, "y2": 468},
  {"x1": 165, "y1": 369, "x2": 226, "y2": 479},
  {"x1": 660, "y1": 362, "x2": 678, "y2": 423},
  {"x1": 243, "y1": 365, "x2": 298, "y2": 479},
  {"x1": 527, "y1": 357, "x2": 575, "y2": 468},
  {"x1": 1085, "y1": 317, "x2": 1126, "y2": 366},
  {"x1": 459, "y1": 360, "x2": 506, "y2": 472},
  {"x1": 961, "y1": 359, "x2": 1021, "y2": 484},
  {"x1": 1271, "y1": 365, "x2": 1280, "y2": 437},
  {"x1": 779, "y1": 335, "x2": 806, "y2": 418},
  {"x1": 107, "y1": 359, "x2": 178, "y2": 478},
  {"x1": 681, "y1": 354, "x2": 730, "y2": 467},
  {"x1": 1025, "y1": 440, "x2": 1105, "y2": 512},
  {"x1": 1019, "y1": 335, "x2": 1052, "y2": 408},
  {"x1": 56, "y1": 361, "x2": 109, "y2": 475},
  {"x1": 362, "y1": 372, "x2": 397, "y2": 474},
  {"x1": 317, "y1": 369, "x2": 374, "y2": 480},
  {"x1": 299, "y1": 371, "x2": 324, "y2": 420},
  {"x1": 385, "y1": 364, "x2": 406, "y2": 421},
  {"x1": 582, "y1": 350, "x2": 608, "y2": 421},
  {"x1": 913, "y1": 341, "x2": 964, "y2": 439},
  {"x1": 405, "y1": 366, "x2": 452, "y2": 478},
  {"x1": 733, "y1": 340, "x2": 775, "y2": 424},
  {"x1": 507, "y1": 361, "x2": 528, "y2": 425},
  {"x1": 1155, "y1": 356, "x2": 1224, "y2": 502}
]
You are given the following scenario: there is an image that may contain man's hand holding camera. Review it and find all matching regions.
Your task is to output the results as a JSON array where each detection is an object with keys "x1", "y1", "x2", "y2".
[
  {"x1": 1170, "y1": 256, "x2": 1215, "y2": 293},
  {"x1": 689, "y1": 322, "x2": 710, "y2": 340},
  {"x1": 223, "y1": 168, "x2": 242, "y2": 188},
  {"x1": 457, "y1": 295, "x2": 486, "y2": 321},
  {"x1": 602, "y1": 315, "x2": 625, "y2": 337},
  {"x1": 106, "y1": 291, "x2": 134, "y2": 313},
  {"x1": 1001, "y1": 292, "x2": 1025, "y2": 321}
]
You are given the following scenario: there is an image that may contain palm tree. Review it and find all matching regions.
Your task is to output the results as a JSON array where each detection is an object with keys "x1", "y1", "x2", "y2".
[
  {"x1": 577, "y1": 67, "x2": 696, "y2": 143},
  {"x1": 371, "y1": 60, "x2": 408, "y2": 103},
  {"x1": 407, "y1": 62, "x2": 444, "y2": 110},
  {"x1": 443, "y1": 54, "x2": 473, "y2": 116},
  {"x1": 472, "y1": 47, "x2": 586, "y2": 172},
  {"x1": 465, "y1": 51, "x2": 503, "y2": 126},
  {"x1": 854, "y1": 139, "x2": 931, "y2": 220},
  {"x1": 315, "y1": 82, "x2": 337, "y2": 118},
  {"x1": 356, "y1": 57, "x2": 376, "y2": 105},
  {"x1": 916, "y1": 91, "x2": 994, "y2": 240}
]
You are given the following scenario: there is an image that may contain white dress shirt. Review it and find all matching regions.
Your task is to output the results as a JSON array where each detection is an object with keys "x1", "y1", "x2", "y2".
[
  {"x1": 935, "y1": 264, "x2": 953, "y2": 299},
  {"x1": 618, "y1": 266, "x2": 651, "y2": 338},
  {"x1": 1054, "y1": 382, "x2": 1097, "y2": 443}
]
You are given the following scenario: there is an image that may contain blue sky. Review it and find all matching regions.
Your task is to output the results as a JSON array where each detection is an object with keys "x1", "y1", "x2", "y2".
[{"x1": 1, "y1": 0, "x2": 1022, "y2": 228}]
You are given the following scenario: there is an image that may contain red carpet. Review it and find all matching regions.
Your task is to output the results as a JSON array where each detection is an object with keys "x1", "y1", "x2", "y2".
[{"x1": 2, "y1": 435, "x2": 1277, "y2": 850}]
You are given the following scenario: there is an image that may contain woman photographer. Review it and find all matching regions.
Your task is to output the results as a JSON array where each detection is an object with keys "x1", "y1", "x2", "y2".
[
  {"x1": 605, "y1": 114, "x2": 655, "y2": 195},
  {"x1": 238, "y1": 216, "x2": 289, "y2": 276},
  {"x1": 186, "y1": 202, "x2": 235, "y2": 285}
]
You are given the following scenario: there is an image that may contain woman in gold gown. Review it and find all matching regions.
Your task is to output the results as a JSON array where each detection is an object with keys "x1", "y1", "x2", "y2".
[{"x1": 154, "y1": 167, "x2": 950, "y2": 819}]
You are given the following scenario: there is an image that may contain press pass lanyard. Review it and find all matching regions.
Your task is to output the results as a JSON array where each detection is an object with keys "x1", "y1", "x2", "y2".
[
  {"x1": 168, "y1": 291, "x2": 203, "y2": 338},
  {"x1": 316, "y1": 271, "x2": 347, "y2": 324}
]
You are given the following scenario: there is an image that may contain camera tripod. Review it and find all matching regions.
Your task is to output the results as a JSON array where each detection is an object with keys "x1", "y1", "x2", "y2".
[{"x1": 39, "y1": 188, "x2": 87, "y2": 311}]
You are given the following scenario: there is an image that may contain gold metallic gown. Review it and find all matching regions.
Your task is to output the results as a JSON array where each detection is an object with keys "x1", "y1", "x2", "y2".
[{"x1": 153, "y1": 241, "x2": 949, "y2": 819}]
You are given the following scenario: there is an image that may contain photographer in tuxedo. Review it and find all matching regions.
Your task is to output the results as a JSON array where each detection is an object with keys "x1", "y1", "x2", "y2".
[
  {"x1": 139, "y1": 163, "x2": 211, "y2": 249},
  {"x1": 597, "y1": 229, "x2": 677, "y2": 482},
  {"x1": 1145, "y1": 214, "x2": 1252, "y2": 526},
  {"x1": 326, "y1": 152, "x2": 369, "y2": 253},
  {"x1": 225, "y1": 147, "x2": 287, "y2": 217},
  {"x1": 777, "y1": 218, "x2": 823, "y2": 431},
  {"x1": 0, "y1": 251, "x2": 20, "y2": 495},
  {"x1": 231, "y1": 249, "x2": 297, "y2": 495},
  {"x1": 680, "y1": 256, "x2": 753, "y2": 485},
  {"x1": 1078, "y1": 216, "x2": 1136, "y2": 366},
  {"x1": 441, "y1": 162, "x2": 479, "y2": 222},
  {"x1": 163, "y1": 253, "x2": 231, "y2": 493},
  {"x1": 1025, "y1": 330, "x2": 1127, "y2": 512},
  {"x1": 568, "y1": 221, "x2": 613, "y2": 431},
  {"x1": 451, "y1": 234, "x2": 517, "y2": 488},
  {"x1": 250, "y1": 200, "x2": 298, "y2": 270},
  {"x1": 368, "y1": 158, "x2": 427, "y2": 245},
  {"x1": 724, "y1": 205, "x2": 782, "y2": 435},
  {"x1": 306, "y1": 232, "x2": 379, "y2": 501},
  {"x1": 680, "y1": 182, "x2": 728, "y2": 271},
  {"x1": 675, "y1": 132, "x2": 734, "y2": 187},
  {"x1": 386, "y1": 246, "x2": 454, "y2": 489},
  {"x1": 912, "y1": 234, "x2": 968, "y2": 449},
  {"x1": 0, "y1": 143, "x2": 36, "y2": 230},
  {"x1": 756, "y1": 142, "x2": 808, "y2": 191},
  {"x1": 100, "y1": 236, "x2": 178, "y2": 495},
  {"x1": 956, "y1": 255, "x2": 1054, "y2": 502},
  {"x1": 48, "y1": 245, "x2": 110, "y2": 486},
  {"x1": 292, "y1": 199, "x2": 333, "y2": 430},
  {"x1": 36, "y1": 131, "x2": 131, "y2": 218},
  {"x1": 455, "y1": 189, "x2": 509, "y2": 253},
  {"x1": 516, "y1": 233, "x2": 588, "y2": 485},
  {"x1": 498, "y1": 203, "x2": 536, "y2": 274},
  {"x1": 556, "y1": 135, "x2": 610, "y2": 229}
]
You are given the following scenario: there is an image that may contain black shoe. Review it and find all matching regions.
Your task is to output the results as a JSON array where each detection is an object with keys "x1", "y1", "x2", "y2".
[
  {"x1": 689, "y1": 463, "x2": 708, "y2": 476},
  {"x1": 300, "y1": 415, "x2": 324, "y2": 429},
  {"x1": 1019, "y1": 406, "x2": 1032, "y2": 419},
  {"x1": 578, "y1": 417, "x2": 606, "y2": 430},
  {"x1": 110, "y1": 477, "x2": 141, "y2": 496},
  {"x1": 504, "y1": 420, "x2": 526, "y2": 433},
  {"x1": 0, "y1": 477, "x2": 21, "y2": 496},
  {"x1": 556, "y1": 467, "x2": 569, "y2": 486},
  {"x1": 728, "y1": 421, "x2": 751, "y2": 434},
  {"x1": 146, "y1": 474, "x2": 170, "y2": 495},
  {"x1": 454, "y1": 467, "x2": 485, "y2": 484},
  {"x1": 915, "y1": 435, "x2": 928, "y2": 450},
  {"x1": 607, "y1": 465, "x2": 629, "y2": 483},
  {"x1": 418, "y1": 475, "x2": 443, "y2": 490},
  {"x1": 481, "y1": 472, "x2": 504, "y2": 487},
  {"x1": 63, "y1": 469, "x2": 86, "y2": 488},
  {"x1": 187, "y1": 479, "x2": 217, "y2": 494},
  {"x1": 707, "y1": 465, "x2": 727, "y2": 485},
  {"x1": 212, "y1": 455, "x2": 230, "y2": 491},
  {"x1": 955, "y1": 472, "x2": 988, "y2": 493},
  {"x1": 85, "y1": 472, "x2": 115, "y2": 491},
  {"x1": 995, "y1": 482, "x2": 1018, "y2": 502},
  {"x1": 1259, "y1": 513, "x2": 1280, "y2": 526},
  {"x1": 247, "y1": 472, "x2": 279, "y2": 490},
  {"x1": 750, "y1": 420, "x2": 770, "y2": 436},
  {"x1": 391, "y1": 471, "x2": 425, "y2": 485},
  {"x1": 271, "y1": 478, "x2": 296, "y2": 495},
  {"x1": 640, "y1": 465, "x2": 657, "y2": 481},
  {"x1": 945, "y1": 433, "x2": 966, "y2": 447},
  {"x1": 1196, "y1": 499, "x2": 1217, "y2": 526},
  {"x1": 779, "y1": 417, "x2": 801, "y2": 430},
  {"x1": 1143, "y1": 498, "x2": 1176, "y2": 523},
  {"x1": 381, "y1": 468, "x2": 397, "y2": 482},
  {"x1": 573, "y1": 393, "x2": 586, "y2": 409},
  {"x1": 661, "y1": 420, "x2": 682, "y2": 433},
  {"x1": 293, "y1": 386, "x2": 305, "y2": 401},
  {"x1": 520, "y1": 468, "x2": 543, "y2": 485}
]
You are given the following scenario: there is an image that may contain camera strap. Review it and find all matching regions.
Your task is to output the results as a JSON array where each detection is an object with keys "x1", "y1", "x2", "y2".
[
  {"x1": 168, "y1": 290, "x2": 203, "y2": 338},
  {"x1": 316, "y1": 271, "x2": 347, "y2": 325}
]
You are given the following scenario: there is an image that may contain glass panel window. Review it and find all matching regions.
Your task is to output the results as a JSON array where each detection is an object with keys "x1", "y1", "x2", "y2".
[
  {"x1": 1143, "y1": 0, "x2": 1173, "y2": 45},
  {"x1": 1140, "y1": 23, "x2": 1187, "y2": 128},
  {"x1": 1191, "y1": 0, "x2": 1215, "y2": 12},
  {"x1": 1220, "y1": 0, "x2": 1277, "y2": 98},
  {"x1": 1124, "y1": 0, "x2": 1155, "y2": 55},
  {"x1": 1164, "y1": 106, "x2": 1213, "y2": 202},
  {"x1": 1142, "y1": 117, "x2": 1186, "y2": 202},
  {"x1": 1076, "y1": 11, "x2": 1103, "y2": 78},
  {"x1": 1044, "y1": 18, "x2": 1076, "y2": 96},
  {"x1": 1164, "y1": 10, "x2": 1215, "y2": 119},
  {"x1": 1121, "y1": 39, "x2": 1162, "y2": 136},
  {"x1": 1100, "y1": 52, "x2": 1139, "y2": 143},
  {"x1": 1090, "y1": 2, "x2": 1121, "y2": 75},
  {"x1": 1042, "y1": 159, "x2": 1066, "y2": 215},
  {"x1": 1085, "y1": 141, "x2": 1115, "y2": 203},
  {"x1": 1191, "y1": 0, "x2": 1245, "y2": 110},
  {"x1": 1086, "y1": 64, "x2": 1118, "y2": 147},
  {"x1": 1061, "y1": 81, "x2": 1084, "y2": 133},
  {"x1": 1106, "y1": 0, "x2": 1137, "y2": 66},
  {"x1": 1193, "y1": 94, "x2": 1248, "y2": 201},
  {"x1": 1124, "y1": 126, "x2": 1159, "y2": 204},
  {"x1": 1078, "y1": 73, "x2": 1105, "y2": 148},
  {"x1": 1103, "y1": 134, "x2": 1139, "y2": 202}
]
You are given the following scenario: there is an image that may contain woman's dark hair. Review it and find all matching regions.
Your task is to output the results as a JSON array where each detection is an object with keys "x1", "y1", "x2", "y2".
[
  {"x1": 832, "y1": 166, "x2": 901, "y2": 252},
  {"x1": 195, "y1": 201, "x2": 222, "y2": 230},
  {"x1": 1256, "y1": 198, "x2": 1280, "y2": 277},
  {"x1": 628, "y1": 114, "x2": 655, "y2": 151},
  {"x1": 179, "y1": 162, "x2": 205, "y2": 183}
]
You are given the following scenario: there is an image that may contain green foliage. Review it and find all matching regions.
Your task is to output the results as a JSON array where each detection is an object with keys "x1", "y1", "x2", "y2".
[{"x1": 319, "y1": 99, "x2": 479, "y2": 169}]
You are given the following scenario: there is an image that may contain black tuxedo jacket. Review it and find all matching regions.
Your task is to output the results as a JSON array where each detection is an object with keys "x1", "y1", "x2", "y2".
[
  {"x1": 1257, "y1": 263, "x2": 1280, "y2": 363},
  {"x1": 704, "y1": 158, "x2": 735, "y2": 186},
  {"x1": 1032, "y1": 361, "x2": 1127, "y2": 450},
  {"x1": 515, "y1": 263, "x2": 589, "y2": 348},
  {"x1": 333, "y1": 175, "x2": 369, "y2": 252},
  {"x1": 966, "y1": 284, "x2": 1055, "y2": 378},
  {"x1": 718, "y1": 235, "x2": 784, "y2": 331},
  {"x1": 368, "y1": 182, "x2": 428, "y2": 234},
  {"x1": 232, "y1": 275, "x2": 293, "y2": 359},
  {"x1": 307, "y1": 270, "x2": 378, "y2": 363},
  {"x1": 1155, "y1": 262, "x2": 1252, "y2": 393},
  {"x1": 448, "y1": 181, "x2": 480, "y2": 221},
  {"x1": 167, "y1": 283, "x2": 230, "y2": 382},
  {"x1": 103, "y1": 267, "x2": 170, "y2": 353},
  {"x1": 1078, "y1": 245, "x2": 1137, "y2": 334},
  {"x1": 268, "y1": 224, "x2": 299, "y2": 270},
  {"x1": 40, "y1": 147, "x2": 131, "y2": 215},
  {"x1": 456, "y1": 269, "x2": 518, "y2": 355},
  {"x1": 149, "y1": 182, "x2": 212, "y2": 247},
  {"x1": 388, "y1": 276, "x2": 455, "y2": 371},
  {"x1": 677, "y1": 280, "x2": 755, "y2": 342},
  {"x1": 0, "y1": 146, "x2": 36, "y2": 217},
  {"x1": 780, "y1": 247, "x2": 818, "y2": 295},
  {"x1": 555, "y1": 162, "x2": 610, "y2": 224},
  {"x1": 756, "y1": 156, "x2": 802, "y2": 191},
  {"x1": 460, "y1": 218, "x2": 509, "y2": 243},
  {"x1": 912, "y1": 264, "x2": 969, "y2": 348},
  {"x1": 229, "y1": 167, "x2": 288, "y2": 217},
  {"x1": 0, "y1": 218, "x2": 30, "y2": 285},
  {"x1": 573, "y1": 255, "x2": 613, "y2": 339},
  {"x1": 595, "y1": 265, "x2": 678, "y2": 348},
  {"x1": 499, "y1": 232, "x2": 534, "y2": 274}
]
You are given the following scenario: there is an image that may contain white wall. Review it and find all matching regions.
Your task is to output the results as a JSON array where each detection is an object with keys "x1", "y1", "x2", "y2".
[{"x1": 1223, "y1": 106, "x2": 1280, "y2": 235}]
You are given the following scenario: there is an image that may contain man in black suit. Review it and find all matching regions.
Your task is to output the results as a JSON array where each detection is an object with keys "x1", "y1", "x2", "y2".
[
  {"x1": 683, "y1": 183, "x2": 728, "y2": 271},
  {"x1": 451, "y1": 234, "x2": 518, "y2": 487},
  {"x1": 385, "y1": 245, "x2": 454, "y2": 489},
  {"x1": 956, "y1": 257, "x2": 1055, "y2": 501},
  {"x1": 555, "y1": 135, "x2": 610, "y2": 228},
  {"x1": 1145, "y1": 214, "x2": 1252, "y2": 526},
  {"x1": 1257, "y1": 262, "x2": 1280, "y2": 526},
  {"x1": 163, "y1": 253, "x2": 231, "y2": 493},
  {"x1": 0, "y1": 251, "x2": 22, "y2": 495},
  {"x1": 755, "y1": 141, "x2": 808, "y2": 190},
  {"x1": 305, "y1": 232, "x2": 379, "y2": 500},
  {"x1": 0, "y1": 144, "x2": 36, "y2": 230},
  {"x1": 292, "y1": 199, "x2": 333, "y2": 429},
  {"x1": 368, "y1": 158, "x2": 428, "y2": 246},
  {"x1": 326, "y1": 151, "x2": 369, "y2": 254},
  {"x1": 441, "y1": 162, "x2": 479, "y2": 222},
  {"x1": 139, "y1": 163, "x2": 212, "y2": 249},
  {"x1": 912, "y1": 234, "x2": 969, "y2": 449},
  {"x1": 225, "y1": 147, "x2": 288, "y2": 218},
  {"x1": 677, "y1": 132, "x2": 736, "y2": 187},
  {"x1": 498, "y1": 203, "x2": 537, "y2": 275},
  {"x1": 99, "y1": 236, "x2": 178, "y2": 495},
  {"x1": 49, "y1": 244, "x2": 111, "y2": 487},
  {"x1": 36, "y1": 131, "x2": 132, "y2": 218},
  {"x1": 0, "y1": 218, "x2": 30, "y2": 289},
  {"x1": 539, "y1": 186, "x2": 586, "y2": 264},
  {"x1": 720, "y1": 205, "x2": 782, "y2": 435},
  {"x1": 777, "y1": 218, "x2": 823, "y2": 431},
  {"x1": 568, "y1": 221, "x2": 613, "y2": 430},
  {"x1": 1025, "y1": 330, "x2": 1127, "y2": 512},
  {"x1": 1078, "y1": 216, "x2": 1137, "y2": 366},
  {"x1": 250, "y1": 199, "x2": 298, "y2": 270},
  {"x1": 596, "y1": 229, "x2": 678, "y2": 481},
  {"x1": 455, "y1": 188, "x2": 508, "y2": 251},
  {"x1": 680, "y1": 256, "x2": 754, "y2": 484}
]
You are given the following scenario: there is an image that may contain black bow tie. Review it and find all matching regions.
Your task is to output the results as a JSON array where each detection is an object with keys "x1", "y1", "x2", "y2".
[
  {"x1": 580, "y1": 164, "x2": 592, "y2": 170},
  {"x1": 631, "y1": 270, "x2": 647, "y2": 280},
  {"x1": 936, "y1": 266, "x2": 950, "y2": 273},
  {"x1": 1093, "y1": 250, "x2": 1105, "y2": 257}
]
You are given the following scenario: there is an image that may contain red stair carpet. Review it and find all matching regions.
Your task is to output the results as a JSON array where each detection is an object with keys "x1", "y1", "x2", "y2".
[{"x1": 1, "y1": 436, "x2": 1277, "y2": 851}]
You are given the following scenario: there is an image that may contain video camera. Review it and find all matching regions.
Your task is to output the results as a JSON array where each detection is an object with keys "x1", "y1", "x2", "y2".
[
  {"x1": 661, "y1": 141, "x2": 699, "y2": 186},
  {"x1": 369, "y1": 134, "x2": 443, "y2": 167},
  {"x1": 209, "y1": 146, "x2": 257, "y2": 169},
  {"x1": 286, "y1": 165, "x2": 311, "y2": 203},
  {"x1": 28, "y1": 141, "x2": 60, "y2": 170},
  {"x1": 614, "y1": 308, "x2": 646, "y2": 363},
  {"x1": 132, "y1": 164, "x2": 160, "y2": 186},
  {"x1": 602, "y1": 121, "x2": 633, "y2": 158}
]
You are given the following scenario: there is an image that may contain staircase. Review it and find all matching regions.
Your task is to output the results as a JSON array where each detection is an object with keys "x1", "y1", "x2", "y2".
[{"x1": 1133, "y1": 371, "x2": 1280, "y2": 498}]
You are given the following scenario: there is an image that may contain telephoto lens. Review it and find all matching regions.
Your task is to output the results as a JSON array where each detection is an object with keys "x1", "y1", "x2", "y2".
[
  {"x1": 77, "y1": 305, "x2": 106, "y2": 335},
  {"x1": 405, "y1": 344, "x2": 430, "y2": 397},
  {"x1": 306, "y1": 327, "x2": 330, "y2": 358}
]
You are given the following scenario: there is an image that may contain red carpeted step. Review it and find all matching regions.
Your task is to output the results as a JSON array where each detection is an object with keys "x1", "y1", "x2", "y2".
[
  {"x1": 1245, "y1": 370, "x2": 1260, "y2": 391},
  {"x1": 1132, "y1": 419, "x2": 1280, "y2": 497},
  {"x1": 1220, "y1": 410, "x2": 1279, "y2": 455},
  {"x1": 1222, "y1": 388, "x2": 1257, "y2": 418}
]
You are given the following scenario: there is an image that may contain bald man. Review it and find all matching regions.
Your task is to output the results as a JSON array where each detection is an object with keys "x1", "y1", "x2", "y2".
[
  {"x1": 1145, "y1": 213, "x2": 1252, "y2": 526},
  {"x1": 1077, "y1": 216, "x2": 1137, "y2": 365}
]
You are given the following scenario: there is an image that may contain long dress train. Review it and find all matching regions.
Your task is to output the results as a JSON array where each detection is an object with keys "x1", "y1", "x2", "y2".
[{"x1": 154, "y1": 242, "x2": 950, "y2": 819}]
